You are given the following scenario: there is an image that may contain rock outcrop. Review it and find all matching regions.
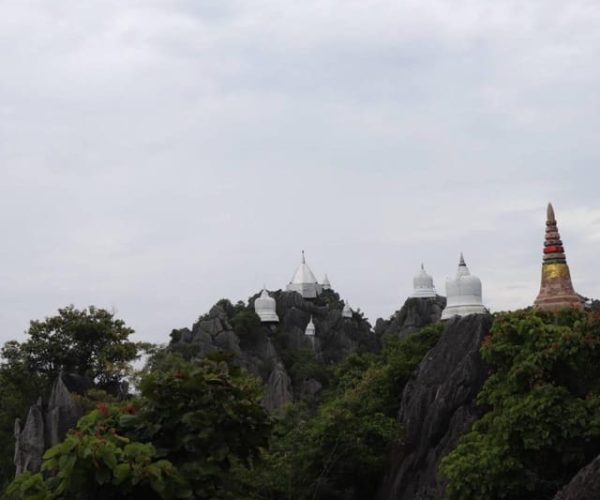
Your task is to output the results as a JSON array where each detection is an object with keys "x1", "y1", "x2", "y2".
[
  {"x1": 14, "y1": 373, "x2": 93, "y2": 476},
  {"x1": 377, "y1": 313, "x2": 493, "y2": 500},
  {"x1": 375, "y1": 296, "x2": 446, "y2": 341},
  {"x1": 553, "y1": 455, "x2": 600, "y2": 500},
  {"x1": 170, "y1": 289, "x2": 375, "y2": 411}
]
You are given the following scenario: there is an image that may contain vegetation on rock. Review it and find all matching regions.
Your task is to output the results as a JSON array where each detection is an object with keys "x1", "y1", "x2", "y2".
[
  {"x1": 6, "y1": 355, "x2": 271, "y2": 500},
  {"x1": 442, "y1": 309, "x2": 600, "y2": 500},
  {"x1": 243, "y1": 323, "x2": 443, "y2": 499},
  {"x1": 0, "y1": 306, "x2": 145, "y2": 488}
]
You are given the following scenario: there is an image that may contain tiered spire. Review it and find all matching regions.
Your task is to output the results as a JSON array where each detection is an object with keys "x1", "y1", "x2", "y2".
[{"x1": 533, "y1": 203, "x2": 582, "y2": 311}]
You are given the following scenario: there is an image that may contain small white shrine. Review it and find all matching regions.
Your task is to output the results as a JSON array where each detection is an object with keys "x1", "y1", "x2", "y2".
[
  {"x1": 342, "y1": 300, "x2": 353, "y2": 318},
  {"x1": 254, "y1": 288, "x2": 279, "y2": 323}
]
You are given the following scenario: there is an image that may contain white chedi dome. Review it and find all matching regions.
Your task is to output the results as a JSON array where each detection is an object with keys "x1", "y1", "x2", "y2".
[
  {"x1": 305, "y1": 315, "x2": 316, "y2": 336},
  {"x1": 342, "y1": 300, "x2": 353, "y2": 318},
  {"x1": 286, "y1": 251, "x2": 322, "y2": 299},
  {"x1": 411, "y1": 264, "x2": 436, "y2": 298},
  {"x1": 322, "y1": 274, "x2": 331, "y2": 290},
  {"x1": 254, "y1": 288, "x2": 279, "y2": 323},
  {"x1": 441, "y1": 254, "x2": 486, "y2": 320}
]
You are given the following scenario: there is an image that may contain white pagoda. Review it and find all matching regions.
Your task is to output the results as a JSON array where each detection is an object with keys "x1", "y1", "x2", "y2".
[
  {"x1": 410, "y1": 264, "x2": 437, "y2": 298},
  {"x1": 286, "y1": 251, "x2": 322, "y2": 299},
  {"x1": 441, "y1": 254, "x2": 486, "y2": 320},
  {"x1": 254, "y1": 288, "x2": 279, "y2": 323}
]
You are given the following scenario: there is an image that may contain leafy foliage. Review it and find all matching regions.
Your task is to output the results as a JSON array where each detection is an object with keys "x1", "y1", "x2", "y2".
[
  {"x1": 5, "y1": 355, "x2": 271, "y2": 500},
  {"x1": 246, "y1": 323, "x2": 443, "y2": 499},
  {"x1": 0, "y1": 306, "x2": 144, "y2": 487},
  {"x1": 9, "y1": 305, "x2": 142, "y2": 388},
  {"x1": 128, "y1": 355, "x2": 271, "y2": 498},
  {"x1": 441, "y1": 309, "x2": 600, "y2": 499},
  {"x1": 6, "y1": 406, "x2": 190, "y2": 500}
]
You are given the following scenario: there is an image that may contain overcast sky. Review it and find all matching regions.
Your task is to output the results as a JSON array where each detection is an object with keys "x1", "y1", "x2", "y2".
[{"x1": 1, "y1": 0, "x2": 599, "y2": 345}]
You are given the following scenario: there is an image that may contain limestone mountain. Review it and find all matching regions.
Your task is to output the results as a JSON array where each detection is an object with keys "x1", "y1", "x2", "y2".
[{"x1": 168, "y1": 288, "x2": 376, "y2": 411}]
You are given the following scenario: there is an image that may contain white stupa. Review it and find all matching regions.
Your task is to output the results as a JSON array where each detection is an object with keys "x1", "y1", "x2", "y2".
[
  {"x1": 322, "y1": 274, "x2": 331, "y2": 290},
  {"x1": 286, "y1": 251, "x2": 322, "y2": 299},
  {"x1": 305, "y1": 315, "x2": 316, "y2": 336},
  {"x1": 254, "y1": 288, "x2": 279, "y2": 323},
  {"x1": 342, "y1": 300, "x2": 353, "y2": 318},
  {"x1": 441, "y1": 253, "x2": 486, "y2": 320},
  {"x1": 410, "y1": 264, "x2": 437, "y2": 298}
]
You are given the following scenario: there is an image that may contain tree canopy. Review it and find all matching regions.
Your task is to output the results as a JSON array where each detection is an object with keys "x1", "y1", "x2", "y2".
[
  {"x1": 0, "y1": 306, "x2": 144, "y2": 488},
  {"x1": 5, "y1": 355, "x2": 271, "y2": 500},
  {"x1": 441, "y1": 309, "x2": 600, "y2": 499}
]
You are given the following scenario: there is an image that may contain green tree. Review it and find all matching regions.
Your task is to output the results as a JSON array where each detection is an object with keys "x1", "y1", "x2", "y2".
[
  {"x1": 441, "y1": 309, "x2": 600, "y2": 500},
  {"x1": 14, "y1": 305, "x2": 142, "y2": 388},
  {"x1": 0, "y1": 306, "x2": 145, "y2": 488},
  {"x1": 248, "y1": 323, "x2": 443, "y2": 500},
  {"x1": 5, "y1": 405, "x2": 190, "y2": 500},
  {"x1": 128, "y1": 355, "x2": 271, "y2": 498},
  {"x1": 5, "y1": 355, "x2": 272, "y2": 499}
]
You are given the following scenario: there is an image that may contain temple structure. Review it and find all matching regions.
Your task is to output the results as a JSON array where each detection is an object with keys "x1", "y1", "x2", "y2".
[
  {"x1": 441, "y1": 254, "x2": 486, "y2": 320},
  {"x1": 286, "y1": 251, "x2": 322, "y2": 298},
  {"x1": 533, "y1": 203, "x2": 583, "y2": 311},
  {"x1": 322, "y1": 274, "x2": 332, "y2": 290},
  {"x1": 342, "y1": 301, "x2": 352, "y2": 318},
  {"x1": 305, "y1": 315, "x2": 316, "y2": 336},
  {"x1": 254, "y1": 288, "x2": 279, "y2": 323},
  {"x1": 410, "y1": 264, "x2": 437, "y2": 298}
]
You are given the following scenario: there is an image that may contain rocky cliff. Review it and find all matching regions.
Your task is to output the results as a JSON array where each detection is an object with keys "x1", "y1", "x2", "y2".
[
  {"x1": 553, "y1": 454, "x2": 600, "y2": 500},
  {"x1": 377, "y1": 313, "x2": 493, "y2": 500},
  {"x1": 375, "y1": 295, "x2": 446, "y2": 340},
  {"x1": 14, "y1": 373, "x2": 92, "y2": 475},
  {"x1": 169, "y1": 289, "x2": 375, "y2": 411}
]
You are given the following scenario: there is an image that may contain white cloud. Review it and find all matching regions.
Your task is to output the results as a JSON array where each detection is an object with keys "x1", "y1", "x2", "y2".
[{"x1": 0, "y1": 0, "x2": 598, "y2": 343}]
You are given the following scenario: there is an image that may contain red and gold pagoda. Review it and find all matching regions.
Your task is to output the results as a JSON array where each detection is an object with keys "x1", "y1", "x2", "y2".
[{"x1": 533, "y1": 203, "x2": 583, "y2": 311}]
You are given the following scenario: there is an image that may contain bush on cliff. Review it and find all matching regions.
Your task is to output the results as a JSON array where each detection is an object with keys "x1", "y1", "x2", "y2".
[
  {"x1": 244, "y1": 322, "x2": 444, "y2": 500},
  {"x1": 442, "y1": 309, "x2": 600, "y2": 500},
  {"x1": 5, "y1": 355, "x2": 271, "y2": 500}
]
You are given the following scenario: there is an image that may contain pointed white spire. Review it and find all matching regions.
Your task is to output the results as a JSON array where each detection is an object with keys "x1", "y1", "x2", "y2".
[
  {"x1": 305, "y1": 315, "x2": 316, "y2": 336},
  {"x1": 286, "y1": 251, "x2": 322, "y2": 298},
  {"x1": 342, "y1": 300, "x2": 353, "y2": 318},
  {"x1": 322, "y1": 273, "x2": 331, "y2": 290}
]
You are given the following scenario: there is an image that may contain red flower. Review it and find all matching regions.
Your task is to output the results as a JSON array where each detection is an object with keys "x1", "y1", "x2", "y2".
[
  {"x1": 97, "y1": 403, "x2": 109, "y2": 417},
  {"x1": 121, "y1": 403, "x2": 137, "y2": 415}
]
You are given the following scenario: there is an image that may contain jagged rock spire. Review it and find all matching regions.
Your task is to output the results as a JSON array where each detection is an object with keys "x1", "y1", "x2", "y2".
[{"x1": 534, "y1": 203, "x2": 582, "y2": 311}]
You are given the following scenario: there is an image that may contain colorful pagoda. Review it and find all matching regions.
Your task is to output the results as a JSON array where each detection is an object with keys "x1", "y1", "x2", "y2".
[{"x1": 533, "y1": 203, "x2": 583, "y2": 311}]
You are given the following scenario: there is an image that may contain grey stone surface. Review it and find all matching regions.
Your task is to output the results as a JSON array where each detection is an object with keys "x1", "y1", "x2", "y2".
[
  {"x1": 376, "y1": 296, "x2": 446, "y2": 341},
  {"x1": 377, "y1": 313, "x2": 492, "y2": 500},
  {"x1": 553, "y1": 455, "x2": 600, "y2": 500},
  {"x1": 170, "y1": 289, "x2": 375, "y2": 411},
  {"x1": 45, "y1": 375, "x2": 85, "y2": 448},
  {"x1": 14, "y1": 400, "x2": 45, "y2": 475},
  {"x1": 14, "y1": 373, "x2": 91, "y2": 477},
  {"x1": 264, "y1": 361, "x2": 293, "y2": 412}
]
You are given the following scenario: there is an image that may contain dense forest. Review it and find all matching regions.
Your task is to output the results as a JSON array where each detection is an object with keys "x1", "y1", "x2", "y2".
[{"x1": 2, "y1": 294, "x2": 600, "y2": 499}]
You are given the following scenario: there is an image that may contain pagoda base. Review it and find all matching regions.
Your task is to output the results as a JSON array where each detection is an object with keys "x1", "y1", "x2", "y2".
[{"x1": 441, "y1": 304, "x2": 487, "y2": 320}]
